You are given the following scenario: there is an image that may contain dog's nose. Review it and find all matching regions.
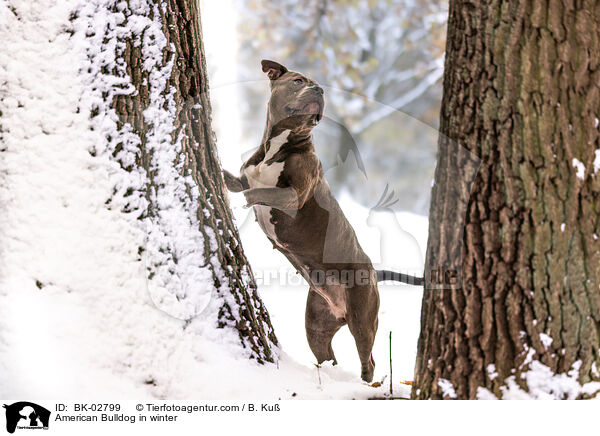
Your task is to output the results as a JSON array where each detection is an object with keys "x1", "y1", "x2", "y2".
[{"x1": 308, "y1": 84, "x2": 324, "y2": 95}]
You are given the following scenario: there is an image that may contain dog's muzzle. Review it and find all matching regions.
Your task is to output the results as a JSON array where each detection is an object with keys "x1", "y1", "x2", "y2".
[{"x1": 304, "y1": 101, "x2": 323, "y2": 124}]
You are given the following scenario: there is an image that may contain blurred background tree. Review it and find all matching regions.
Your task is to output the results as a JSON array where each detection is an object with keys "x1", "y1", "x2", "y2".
[{"x1": 236, "y1": 0, "x2": 447, "y2": 214}]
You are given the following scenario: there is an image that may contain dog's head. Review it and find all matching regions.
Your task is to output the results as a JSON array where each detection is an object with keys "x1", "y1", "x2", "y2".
[{"x1": 261, "y1": 59, "x2": 324, "y2": 132}]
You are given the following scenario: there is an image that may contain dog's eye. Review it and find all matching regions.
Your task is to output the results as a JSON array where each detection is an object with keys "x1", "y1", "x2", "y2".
[{"x1": 294, "y1": 78, "x2": 303, "y2": 84}]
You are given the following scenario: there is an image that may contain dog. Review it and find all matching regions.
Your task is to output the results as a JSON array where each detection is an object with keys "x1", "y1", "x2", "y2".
[{"x1": 223, "y1": 60, "x2": 422, "y2": 382}]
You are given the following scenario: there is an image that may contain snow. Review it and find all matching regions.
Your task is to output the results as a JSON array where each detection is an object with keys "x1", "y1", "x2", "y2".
[
  {"x1": 438, "y1": 378, "x2": 457, "y2": 399},
  {"x1": 539, "y1": 333, "x2": 553, "y2": 350},
  {"x1": 486, "y1": 364, "x2": 498, "y2": 380},
  {"x1": 140, "y1": 19, "x2": 215, "y2": 320},
  {"x1": 594, "y1": 150, "x2": 600, "y2": 174},
  {"x1": 522, "y1": 346, "x2": 536, "y2": 367},
  {"x1": 478, "y1": 343, "x2": 600, "y2": 400},
  {"x1": 70, "y1": 0, "x2": 222, "y2": 321},
  {"x1": 479, "y1": 360, "x2": 600, "y2": 400},
  {"x1": 572, "y1": 158, "x2": 585, "y2": 180}
]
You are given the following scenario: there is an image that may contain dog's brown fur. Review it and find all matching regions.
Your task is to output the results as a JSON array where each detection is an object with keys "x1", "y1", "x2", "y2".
[{"x1": 224, "y1": 60, "x2": 379, "y2": 382}]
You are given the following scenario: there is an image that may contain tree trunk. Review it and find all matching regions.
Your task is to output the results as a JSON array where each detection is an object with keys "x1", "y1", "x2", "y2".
[
  {"x1": 110, "y1": 0, "x2": 277, "y2": 362},
  {"x1": 413, "y1": 0, "x2": 600, "y2": 399}
]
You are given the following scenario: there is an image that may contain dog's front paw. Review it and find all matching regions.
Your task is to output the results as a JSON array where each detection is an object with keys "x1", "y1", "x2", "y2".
[{"x1": 223, "y1": 170, "x2": 244, "y2": 192}]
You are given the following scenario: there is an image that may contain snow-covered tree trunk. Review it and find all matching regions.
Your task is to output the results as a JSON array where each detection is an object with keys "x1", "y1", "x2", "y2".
[
  {"x1": 107, "y1": 0, "x2": 277, "y2": 362},
  {"x1": 413, "y1": 0, "x2": 600, "y2": 399},
  {"x1": 0, "y1": 0, "x2": 275, "y2": 397}
]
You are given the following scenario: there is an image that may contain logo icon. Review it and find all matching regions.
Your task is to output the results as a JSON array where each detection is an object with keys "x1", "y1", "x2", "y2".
[{"x1": 3, "y1": 402, "x2": 50, "y2": 434}]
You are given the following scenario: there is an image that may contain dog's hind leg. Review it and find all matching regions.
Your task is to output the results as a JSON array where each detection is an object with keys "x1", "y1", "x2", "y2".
[
  {"x1": 345, "y1": 284, "x2": 379, "y2": 383},
  {"x1": 305, "y1": 288, "x2": 346, "y2": 365}
]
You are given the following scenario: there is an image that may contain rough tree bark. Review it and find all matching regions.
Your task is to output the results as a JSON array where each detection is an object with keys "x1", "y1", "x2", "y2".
[
  {"x1": 413, "y1": 1, "x2": 600, "y2": 399},
  {"x1": 111, "y1": 0, "x2": 277, "y2": 362}
]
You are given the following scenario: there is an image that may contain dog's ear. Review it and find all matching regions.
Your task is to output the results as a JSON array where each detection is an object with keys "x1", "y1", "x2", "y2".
[{"x1": 261, "y1": 60, "x2": 288, "y2": 80}]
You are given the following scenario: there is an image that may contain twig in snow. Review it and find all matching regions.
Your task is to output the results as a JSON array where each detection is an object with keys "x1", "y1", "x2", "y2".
[
  {"x1": 314, "y1": 363, "x2": 322, "y2": 386},
  {"x1": 389, "y1": 331, "x2": 393, "y2": 396}
]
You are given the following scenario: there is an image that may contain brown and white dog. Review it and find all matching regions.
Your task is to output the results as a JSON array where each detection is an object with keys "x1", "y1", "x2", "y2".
[{"x1": 223, "y1": 60, "x2": 422, "y2": 382}]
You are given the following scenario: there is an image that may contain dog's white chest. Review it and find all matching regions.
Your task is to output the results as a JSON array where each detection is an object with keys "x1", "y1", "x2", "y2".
[
  {"x1": 244, "y1": 162, "x2": 285, "y2": 189},
  {"x1": 243, "y1": 130, "x2": 290, "y2": 243},
  {"x1": 243, "y1": 130, "x2": 290, "y2": 189}
]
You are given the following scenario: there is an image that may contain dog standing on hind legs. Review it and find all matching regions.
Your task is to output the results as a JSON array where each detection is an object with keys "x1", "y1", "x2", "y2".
[{"x1": 223, "y1": 60, "x2": 422, "y2": 382}]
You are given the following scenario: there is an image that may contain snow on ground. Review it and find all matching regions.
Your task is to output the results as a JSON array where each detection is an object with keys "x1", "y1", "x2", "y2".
[{"x1": 0, "y1": 0, "x2": 425, "y2": 400}]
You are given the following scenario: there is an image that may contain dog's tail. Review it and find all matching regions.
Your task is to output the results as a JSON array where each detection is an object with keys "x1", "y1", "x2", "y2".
[{"x1": 376, "y1": 269, "x2": 424, "y2": 286}]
